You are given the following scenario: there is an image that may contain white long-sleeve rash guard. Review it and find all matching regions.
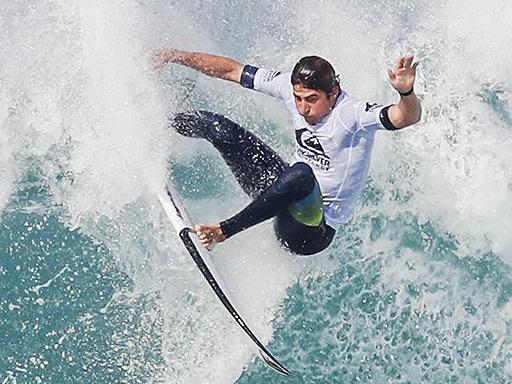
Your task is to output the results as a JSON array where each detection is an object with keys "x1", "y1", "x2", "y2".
[{"x1": 246, "y1": 66, "x2": 392, "y2": 229}]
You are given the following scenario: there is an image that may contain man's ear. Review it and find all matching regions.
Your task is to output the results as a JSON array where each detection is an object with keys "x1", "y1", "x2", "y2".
[{"x1": 328, "y1": 85, "x2": 340, "y2": 100}]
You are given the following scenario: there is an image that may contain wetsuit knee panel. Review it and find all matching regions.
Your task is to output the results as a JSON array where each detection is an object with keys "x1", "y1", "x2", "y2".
[
  {"x1": 290, "y1": 162, "x2": 316, "y2": 191},
  {"x1": 273, "y1": 162, "x2": 316, "y2": 199}
]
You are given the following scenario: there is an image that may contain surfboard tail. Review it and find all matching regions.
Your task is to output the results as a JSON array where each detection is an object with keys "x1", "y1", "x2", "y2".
[{"x1": 260, "y1": 351, "x2": 291, "y2": 376}]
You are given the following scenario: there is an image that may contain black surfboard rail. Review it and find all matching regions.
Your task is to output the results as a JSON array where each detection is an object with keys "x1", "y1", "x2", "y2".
[{"x1": 178, "y1": 228, "x2": 291, "y2": 376}]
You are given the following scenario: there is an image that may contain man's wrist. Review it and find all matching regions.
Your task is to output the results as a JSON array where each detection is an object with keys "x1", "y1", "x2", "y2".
[
  {"x1": 162, "y1": 49, "x2": 173, "y2": 64},
  {"x1": 398, "y1": 87, "x2": 414, "y2": 97}
]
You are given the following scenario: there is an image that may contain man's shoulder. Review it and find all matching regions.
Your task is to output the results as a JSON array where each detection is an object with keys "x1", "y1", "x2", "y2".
[
  {"x1": 330, "y1": 93, "x2": 380, "y2": 132},
  {"x1": 260, "y1": 69, "x2": 288, "y2": 82},
  {"x1": 337, "y1": 93, "x2": 384, "y2": 115},
  {"x1": 332, "y1": 92, "x2": 360, "y2": 117},
  {"x1": 255, "y1": 68, "x2": 290, "y2": 85},
  {"x1": 253, "y1": 69, "x2": 292, "y2": 100}
]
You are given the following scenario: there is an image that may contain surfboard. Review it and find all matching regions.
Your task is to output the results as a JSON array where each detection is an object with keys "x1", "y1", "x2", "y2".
[{"x1": 158, "y1": 182, "x2": 291, "y2": 376}]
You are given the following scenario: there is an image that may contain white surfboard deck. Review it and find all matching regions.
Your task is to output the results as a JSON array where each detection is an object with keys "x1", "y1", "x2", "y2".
[{"x1": 158, "y1": 182, "x2": 291, "y2": 376}]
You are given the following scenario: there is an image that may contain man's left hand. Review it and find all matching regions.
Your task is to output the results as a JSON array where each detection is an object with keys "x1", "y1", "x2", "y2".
[{"x1": 387, "y1": 54, "x2": 419, "y2": 94}]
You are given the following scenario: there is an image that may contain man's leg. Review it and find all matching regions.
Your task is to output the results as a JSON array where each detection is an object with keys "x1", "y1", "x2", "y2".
[
  {"x1": 273, "y1": 211, "x2": 335, "y2": 255},
  {"x1": 220, "y1": 162, "x2": 335, "y2": 255},
  {"x1": 173, "y1": 111, "x2": 287, "y2": 198},
  {"x1": 172, "y1": 111, "x2": 335, "y2": 254}
]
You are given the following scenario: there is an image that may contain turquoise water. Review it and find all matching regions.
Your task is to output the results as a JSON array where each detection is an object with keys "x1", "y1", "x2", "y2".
[
  {"x1": 2, "y1": 0, "x2": 512, "y2": 383},
  {"x1": 1, "y1": 168, "x2": 165, "y2": 383}
]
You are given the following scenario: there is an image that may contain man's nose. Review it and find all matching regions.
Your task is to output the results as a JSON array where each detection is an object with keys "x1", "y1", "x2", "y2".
[{"x1": 299, "y1": 102, "x2": 310, "y2": 115}]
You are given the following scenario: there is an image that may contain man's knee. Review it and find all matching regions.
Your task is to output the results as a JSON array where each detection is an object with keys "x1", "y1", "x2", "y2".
[
  {"x1": 273, "y1": 162, "x2": 316, "y2": 198},
  {"x1": 288, "y1": 162, "x2": 316, "y2": 194}
]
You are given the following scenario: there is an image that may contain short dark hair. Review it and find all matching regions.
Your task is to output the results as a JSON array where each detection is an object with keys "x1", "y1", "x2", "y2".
[{"x1": 291, "y1": 56, "x2": 339, "y2": 94}]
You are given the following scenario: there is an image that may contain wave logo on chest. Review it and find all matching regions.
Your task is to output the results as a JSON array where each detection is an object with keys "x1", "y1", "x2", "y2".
[
  {"x1": 295, "y1": 129, "x2": 328, "y2": 157},
  {"x1": 295, "y1": 128, "x2": 331, "y2": 171}
]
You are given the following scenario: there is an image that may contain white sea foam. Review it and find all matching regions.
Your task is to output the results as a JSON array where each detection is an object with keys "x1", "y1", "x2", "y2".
[{"x1": 368, "y1": 0, "x2": 512, "y2": 257}]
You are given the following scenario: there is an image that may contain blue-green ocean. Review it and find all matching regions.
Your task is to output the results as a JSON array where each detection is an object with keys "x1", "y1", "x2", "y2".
[{"x1": 2, "y1": 1, "x2": 512, "y2": 383}]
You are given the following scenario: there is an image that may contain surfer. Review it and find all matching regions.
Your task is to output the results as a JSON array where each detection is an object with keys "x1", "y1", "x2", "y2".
[{"x1": 153, "y1": 49, "x2": 421, "y2": 255}]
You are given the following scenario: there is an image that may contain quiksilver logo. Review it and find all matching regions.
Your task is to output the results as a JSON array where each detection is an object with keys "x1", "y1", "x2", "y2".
[
  {"x1": 295, "y1": 129, "x2": 327, "y2": 156},
  {"x1": 295, "y1": 128, "x2": 331, "y2": 171}
]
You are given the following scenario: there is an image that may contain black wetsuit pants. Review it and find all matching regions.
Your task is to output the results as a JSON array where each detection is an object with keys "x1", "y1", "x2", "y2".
[{"x1": 173, "y1": 111, "x2": 335, "y2": 255}]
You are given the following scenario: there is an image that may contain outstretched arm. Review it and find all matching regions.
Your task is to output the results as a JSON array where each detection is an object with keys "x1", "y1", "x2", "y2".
[
  {"x1": 386, "y1": 55, "x2": 422, "y2": 129},
  {"x1": 153, "y1": 48, "x2": 244, "y2": 84}
]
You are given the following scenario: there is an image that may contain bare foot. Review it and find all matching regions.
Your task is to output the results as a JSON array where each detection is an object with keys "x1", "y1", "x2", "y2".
[{"x1": 194, "y1": 223, "x2": 226, "y2": 250}]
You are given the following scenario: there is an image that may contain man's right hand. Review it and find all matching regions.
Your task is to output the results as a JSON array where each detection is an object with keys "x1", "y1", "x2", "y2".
[
  {"x1": 152, "y1": 48, "x2": 182, "y2": 69},
  {"x1": 151, "y1": 48, "x2": 168, "y2": 69}
]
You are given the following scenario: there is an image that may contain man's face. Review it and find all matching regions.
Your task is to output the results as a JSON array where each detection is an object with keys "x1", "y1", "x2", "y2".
[{"x1": 293, "y1": 83, "x2": 338, "y2": 125}]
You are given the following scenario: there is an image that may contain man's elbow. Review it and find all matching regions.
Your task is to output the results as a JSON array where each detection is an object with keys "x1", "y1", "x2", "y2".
[
  {"x1": 409, "y1": 107, "x2": 422, "y2": 126},
  {"x1": 414, "y1": 106, "x2": 423, "y2": 125},
  {"x1": 397, "y1": 107, "x2": 422, "y2": 129}
]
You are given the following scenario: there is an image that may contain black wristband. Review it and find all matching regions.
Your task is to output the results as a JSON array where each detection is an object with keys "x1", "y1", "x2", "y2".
[
  {"x1": 240, "y1": 65, "x2": 259, "y2": 89},
  {"x1": 398, "y1": 88, "x2": 414, "y2": 97}
]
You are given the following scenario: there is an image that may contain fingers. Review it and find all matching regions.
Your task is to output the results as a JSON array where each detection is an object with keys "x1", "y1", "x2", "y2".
[
  {"x1": 396, "y1": 54, "x2": 417, "y2": 70},
  {"x1": 405, "y1": 55, "x2": 420, "y2": 73},
  {"x1": 194, "y1": 224, "x2": 216, "y2": 250},
  {"x1": 389, "y1": 54, "x2": 420, "y2": 93},
  {"x1": 194, "y1": 224, "x2": 210, "y2": 240},
  {"x1": 403, "y1": 55, "x2": 414, "y2": 68},
  {"x1": 151, "y1": 48, "x2": 179, "y2": 69},
  {"x1": 397, "y1": 56, "x2": 406, "y2": 69},
  {"x1": 151, "y1": 48, "x2": 167, "y2": 69}
]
